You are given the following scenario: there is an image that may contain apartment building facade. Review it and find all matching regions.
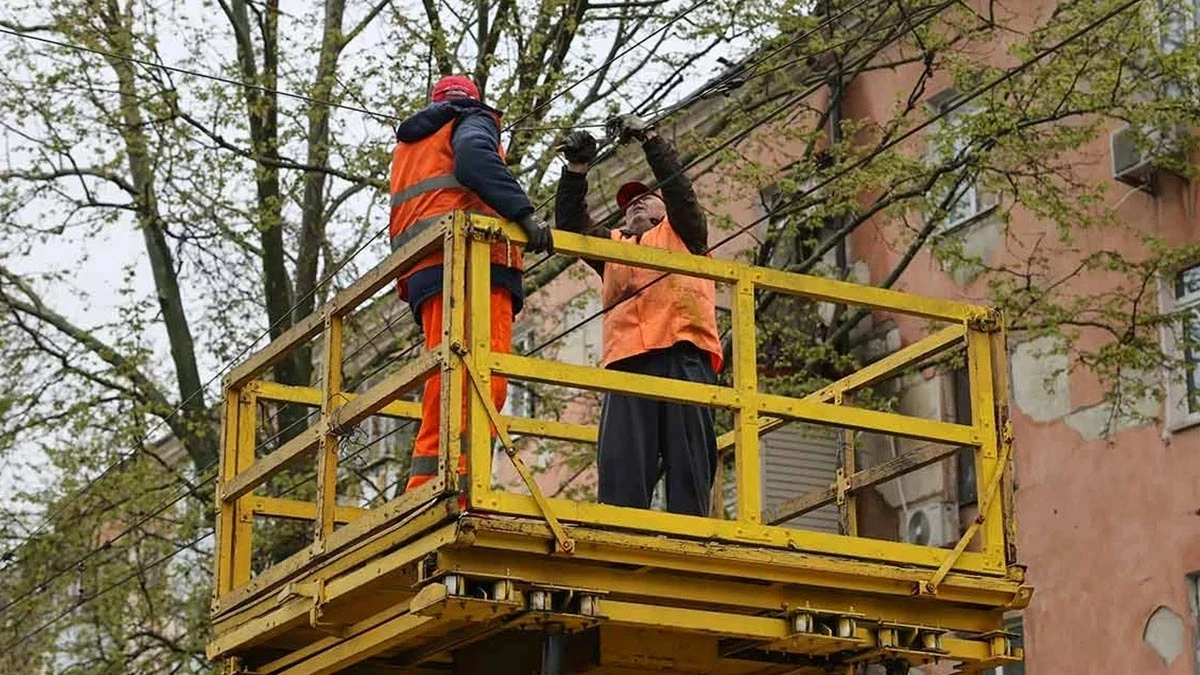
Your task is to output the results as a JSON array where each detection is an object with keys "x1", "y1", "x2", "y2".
[{"x1": 494, "y1": 4, "x2": 1200, "y2": 674}]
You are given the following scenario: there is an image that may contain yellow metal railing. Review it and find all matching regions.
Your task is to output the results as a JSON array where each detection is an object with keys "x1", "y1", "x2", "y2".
[{"x1": 212, "y1": 211, "x2": 1015, "y2": 609}]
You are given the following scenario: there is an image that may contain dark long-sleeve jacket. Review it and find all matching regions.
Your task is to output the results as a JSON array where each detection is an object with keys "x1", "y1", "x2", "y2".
[
  {"x1": 394, "y1": 99, "x2": 534, "y2": 221},
  {"x1": 554, "y1": 135, "x2": 707, "y2": 276},
  {"x1": 395, "y1": 99, "x2": 531, "y2": 315}
]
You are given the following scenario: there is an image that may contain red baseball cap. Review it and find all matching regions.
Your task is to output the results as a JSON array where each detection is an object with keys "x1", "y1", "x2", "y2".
[
  {"x1": 616, "y1": 181, "x2": 661, "y2": 212},
  {"x1": 431, "y1": 75, "x2": 480, "y2": 102}
]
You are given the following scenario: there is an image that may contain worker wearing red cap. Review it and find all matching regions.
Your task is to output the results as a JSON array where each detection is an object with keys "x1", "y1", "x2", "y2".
[
  {"x1": 390, "y1": 75, "x2": 553, "y2": 496},
  {"x1": 554, "y1": 115, "x2": 722, "y2": 517}
]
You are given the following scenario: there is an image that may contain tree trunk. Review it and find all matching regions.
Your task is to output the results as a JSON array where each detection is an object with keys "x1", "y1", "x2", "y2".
[
  {"x1": 102, "y1": 6, "x2": 215, "y2": 469},
  {"x1": 292, "y1": 0, "x2": 349, "y2": 387}
]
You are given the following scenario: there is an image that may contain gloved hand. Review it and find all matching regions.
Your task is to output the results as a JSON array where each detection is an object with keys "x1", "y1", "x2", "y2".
[
  {"x1": 558, "y1": 130, "x2": 598, "y2": 164},
  {"x1": 518, "y1": 213, "x2": 554, "y2": 254},
  {"x1": 606, "y1": 113, "x2": 652, "y2": 145}
]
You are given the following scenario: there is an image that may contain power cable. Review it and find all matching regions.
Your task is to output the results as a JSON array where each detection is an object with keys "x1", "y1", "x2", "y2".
[
  {"x1": 0, "y1": 0, "x2": 1092, "y2": 635},
  {"x1": 0, "y1": 0, "x2": 925, "y2": 597},
  {"x1": 0, "y1": 472, "x2": 218, "y2": 619},
  {"x1": 518, "y1": 0, "x2": 946, "y2": 277},
  {"x1": 0, "y1": 400, "x2": 416, "y2": 623},
  {"x1": 518, "y1": 0, "x2": 919, "y2": 309},
  {"x1": 0, "y1": 28, "x2": 400, "y2": 124},
  {"x1": 709, "y1": 0, "x2": 1142, "y2": 256},
  {"x1": 0, "y1": 306, "x2": 429, "y2": 620},
  {"x1": 523, "y1": 0, "x2": 1142, "y2": 358},
  {"x1": 0, "y1": 0, "x2": 728, "y2": 566},
  {"x1": 500, "y1": 0, "x2": 713, "y2": 133},
  {"x1": 0, "y1": 529, "x2": 213, "y2": 655},
  {"x1": 0, "y1": 218, "x2": 389, "y2": 570}
]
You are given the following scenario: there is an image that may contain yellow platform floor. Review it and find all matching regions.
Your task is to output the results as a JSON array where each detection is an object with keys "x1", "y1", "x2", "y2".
[{"x1": 208, "y1": 500, "x2": 1028, "y2": 675}]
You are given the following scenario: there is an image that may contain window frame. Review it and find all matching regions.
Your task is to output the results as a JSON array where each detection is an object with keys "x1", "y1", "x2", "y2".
[
  {"x1": 756, "y1": 179, "x2": 843, "y2": 274},
  {"x1": 1161, "y1": 264, "x2": 1200, "y2": 432},
  {"x1": 927, "y1": 92, "x2": 992, "y2": 234},
  {"x1": 952, "y1": 366, "x2": 978, "y2": 507},
  {"x1": 1156, "y1": 0, "x2": 1200, "y2": 54},
  {"x1": 504, "y1": 328, "x2": 537, "y2": 420}
]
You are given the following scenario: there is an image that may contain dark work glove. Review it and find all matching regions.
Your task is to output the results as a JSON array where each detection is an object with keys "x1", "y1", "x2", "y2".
[
  {"x1": 606, "y1": 113, "x2": 652, "y2": 145},
  {"x1": 558, "y1": 130, "x2": 598, "y2": 164},
  {"x1": 518, "y1": 213, "x2": 554, "y2": 254}
]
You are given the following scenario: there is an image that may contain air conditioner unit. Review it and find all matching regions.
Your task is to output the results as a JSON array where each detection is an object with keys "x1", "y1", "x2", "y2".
[
  {"x1": 1111, "y1": 124, "x2": 1185, "y2": 191},
  {"x1": 899, "y1": 502, "x2": 958, "y2": 547}
]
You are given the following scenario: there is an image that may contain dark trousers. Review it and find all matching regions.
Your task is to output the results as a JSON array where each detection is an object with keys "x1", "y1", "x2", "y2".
[{"x1": 597, "y1": 342, "x2": 717, "y2": 517}]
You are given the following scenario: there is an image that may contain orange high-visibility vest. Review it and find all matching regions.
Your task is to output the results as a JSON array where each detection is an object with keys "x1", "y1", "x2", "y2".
[
  {"x1": 388, "y1": 119, "x2": 523, "y2": 298},
  {"x1": 601, "y1": 220, "x2": 723, "y2": 373}
]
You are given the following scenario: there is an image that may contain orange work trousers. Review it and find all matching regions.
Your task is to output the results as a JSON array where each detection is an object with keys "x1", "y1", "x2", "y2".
[{"x1": 405, "y1": 288, "x2": 512, "y2": 496}]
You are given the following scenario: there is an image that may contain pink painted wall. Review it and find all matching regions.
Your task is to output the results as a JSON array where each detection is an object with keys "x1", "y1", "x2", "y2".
[{"x1": 838, "y1": 5, "x2": 1200, "y2": 668}]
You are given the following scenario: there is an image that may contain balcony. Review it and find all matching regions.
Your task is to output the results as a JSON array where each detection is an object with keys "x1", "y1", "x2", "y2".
[{"x1": 207, "y1": 211, "x2": 1030, "y2": 675}]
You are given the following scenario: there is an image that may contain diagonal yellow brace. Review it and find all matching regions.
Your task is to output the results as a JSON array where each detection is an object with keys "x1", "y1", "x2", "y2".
[
  {"x1": 921, "y1": 419, "x2": 1013, "y2": 595},
  {"x1": 459, "y1": 354, "x2": 576, "y2": 555}
]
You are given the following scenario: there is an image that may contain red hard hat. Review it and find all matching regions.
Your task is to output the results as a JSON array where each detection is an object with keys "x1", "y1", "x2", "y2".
[
  {"x1": 431, "y1": 75, "x2": 480, "y2": 102},
  {"x1": 616, "y1": 181, "x2": 660, "y2": 212}
]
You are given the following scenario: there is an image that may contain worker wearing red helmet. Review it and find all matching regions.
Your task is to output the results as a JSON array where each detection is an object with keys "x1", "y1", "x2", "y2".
[
  {"x1": 389, "y1": 75, "x2": 553, "y2": 495},
  {"x1": 554, "y1": 115, "x2": 723, "y2": 517}
]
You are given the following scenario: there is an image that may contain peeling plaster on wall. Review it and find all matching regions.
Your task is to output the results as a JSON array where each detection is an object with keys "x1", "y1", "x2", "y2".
[
  {"x1": 942, "y1": 218, "x2": 1002, "y2": 287},
  {"x1": 1009, "y1": 336, "x2": 1070, "y2": 422},
  {"x1": 1064, "y1": 371, "x2": 1161, "y2": 441},
  {"x1": 1143, "y1": 605, "x2": 1185, "y2": 666}
]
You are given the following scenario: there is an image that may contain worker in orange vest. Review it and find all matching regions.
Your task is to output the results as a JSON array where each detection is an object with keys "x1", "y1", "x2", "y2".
[
  {"x1": 554, "y1": 115, "x2": 723, "y2": 516},
  {"x1": 390, "y1": 75, "x2": 553, "y2": 496}
]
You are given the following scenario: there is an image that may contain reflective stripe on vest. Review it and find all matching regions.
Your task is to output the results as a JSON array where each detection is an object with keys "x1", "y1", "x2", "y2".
[
  {"x1": 389, "y1": 209, "x2": 491, "y2": 252},
  {"x1": 387, "y1": 117, "x2": 523, "y2": 283},
  {"x1": 389, "y1": 173, "x2": 463, "y2": 208},
  {"x1": 410, "y1": 455, "x2": 439, "y2": 475},
  {"x1": 408, "y1": 456, "x2": 470, "y2": 490}
]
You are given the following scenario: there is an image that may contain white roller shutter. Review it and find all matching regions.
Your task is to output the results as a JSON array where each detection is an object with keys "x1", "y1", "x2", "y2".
[{"x1": 760, "y1": 423, "x2": 840, "y2": 533}]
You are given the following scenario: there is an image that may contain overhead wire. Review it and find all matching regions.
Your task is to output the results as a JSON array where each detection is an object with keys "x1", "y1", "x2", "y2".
[
  {"x1": 0, "y1": 0, "x2": 699, "y2": 564},
  {"x1": 0, "y1": 529, "x2": 213, "y2": 654},
  {"x1": 0, "y1": 28, "x2": 401, "y2": 125},
  {"x1": 0, "y1": 391, "x2": 327, "y2": 620},
  {"x1": 0, "y1": 197, "x2": 388, "y2": 570},
  {"x1": 1, "y1": 401, "x2": 416, "y2": 650},
  {"x1": 500, "y1": 0, "x2": 713, "y2": 133},
  {"x1": 517, "y1": 0, "x2": 934, "y2": 278},
  {"x1": 0, "y1": 0, "x2": 930, "y2": 606},
  {"x1": 0, "y1": 405, "x2": 414, "y2": 624},
  {"x1": 1, "y1": 0, "x2": 1136, "y2": 642},
  {"x1": 520, "y1": 0, "x2": 928, "y2": 348},
  {"x1": 0, "y1": 0, "x2": 959, "y2": 575},
  {"x1": 0, "y1": 0, "x2": 728, "y2": 610},
  {"x1": 0, "y1": 471, "x2": 219, "y2": 619},
  {"x1": 522, "y1": 0, "x2": 1143, "y2": 358}
]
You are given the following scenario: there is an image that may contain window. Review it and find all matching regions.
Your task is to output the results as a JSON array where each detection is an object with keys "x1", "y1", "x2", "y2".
[
  {"x1": 757, "y1": 180, "x2": 837, "y2": 271},
  {"x1": 928, "y1": 93, "x2": 986, "y2": 232},
  {"x1": 505, "y1": 329, "x2": 537, "y2": 419},
  {"x1": 952, "y1": 366, "x2": 977, "y2": 507},
  {"x1": 1157, "y1": 0, "x2": 1199, "y2": 54},
  {"x1": 756, "y1": 184, "x2": 795, "y2": 269},
  {"x1": 1163, "y1": 264, "x2": 1200, "y2": 430},
  {"x1": 985, "y1": 617, "x2": 1025, "y2": 675},
  {"x1": 560, "y1": 295, "x2": 602, "y2": 366}
]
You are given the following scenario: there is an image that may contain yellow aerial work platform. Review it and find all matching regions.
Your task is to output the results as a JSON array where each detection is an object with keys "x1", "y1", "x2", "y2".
[{"x1": 208, "y1": 212, "x2": 1031, "y2": 675}]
